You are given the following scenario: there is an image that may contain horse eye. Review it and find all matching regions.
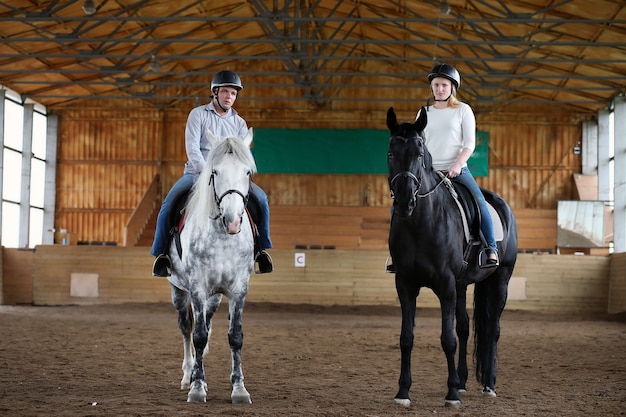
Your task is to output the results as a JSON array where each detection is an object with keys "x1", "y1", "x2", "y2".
[{"x1": 388, "y1": 152, "x2": 393, "y2": 159}]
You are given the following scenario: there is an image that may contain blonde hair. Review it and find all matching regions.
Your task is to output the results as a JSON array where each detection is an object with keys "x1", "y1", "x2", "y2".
[{"x1": 448, "y1": 92, "x2": 460, "y2": 108}]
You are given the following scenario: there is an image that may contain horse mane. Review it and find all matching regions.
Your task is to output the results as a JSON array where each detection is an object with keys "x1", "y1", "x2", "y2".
[{"x1": 186, "y1": 136, "x2": 257, "y2": 224}]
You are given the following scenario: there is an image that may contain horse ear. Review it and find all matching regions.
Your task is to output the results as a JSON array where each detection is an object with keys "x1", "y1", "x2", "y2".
[
  {"x1": 206, "y1": 128, "x2": 219, "y2": 148},
  {"x1": 386, "y1": 107, "x2": 398, "y2": 131},
  {"x1": 414, "y1": 106, "x2": 427, "y2": 132},
  {"x1": 242, "y1": 127, "x2": 253, "y2": 148}
]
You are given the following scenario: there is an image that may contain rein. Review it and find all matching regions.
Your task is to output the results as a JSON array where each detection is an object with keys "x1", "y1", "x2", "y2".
[
  {"x1": 208, "y1": 171, "x2": 249, "y2": 220},
  {"x1": 389, "y1": 153, "x2": 447, "y2": 199}
]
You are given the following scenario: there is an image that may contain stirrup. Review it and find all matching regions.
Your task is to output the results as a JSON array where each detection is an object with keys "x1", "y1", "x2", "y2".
[
  {"x1": 152, "y1": 254, "x2": 172, "y2": 277},
  {"x1": 385, "y1": 256, "x2": 396, "y2": 273},
  {"x1": 479, "y1": 247, "x2": 499, "y2": 269},
  {"x1": 255, "y1": 250, "x2": 273, "y2": 274}
]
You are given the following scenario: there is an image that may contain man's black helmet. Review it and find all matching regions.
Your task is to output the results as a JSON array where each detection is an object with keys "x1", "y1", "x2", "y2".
[
  {"x1": 427, "y1": 63, "x2": 461, "y2": 89},
  {"x1": 211, "y1": 70, "x2": 243, "y2": 91}
]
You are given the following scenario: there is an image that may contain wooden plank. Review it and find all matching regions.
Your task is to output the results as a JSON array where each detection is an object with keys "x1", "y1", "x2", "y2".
[
  {"x1": 1, "y1": 249, "x2": 34, "y2": 305},
  {"x1": 26, "y1": 245, "x2": 618, "y2": 314},
  {"x1": 608, "y1": 252, "x2": 626, "y2": 314}
]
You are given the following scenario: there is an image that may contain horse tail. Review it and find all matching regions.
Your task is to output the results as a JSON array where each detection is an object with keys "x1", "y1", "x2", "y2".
[{"x1": 472, "y1": 273, "x2": 508, "y2": 386}]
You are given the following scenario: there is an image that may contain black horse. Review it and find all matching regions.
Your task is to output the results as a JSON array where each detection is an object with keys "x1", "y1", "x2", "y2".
[{"x1": 386, "y1": 107, "x2": 518, "y2": 409}]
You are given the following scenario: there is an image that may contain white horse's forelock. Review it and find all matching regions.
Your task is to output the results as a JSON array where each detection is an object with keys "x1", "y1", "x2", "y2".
[{"x1": 185, "y1": 131, "x2": 256, "y2": 224}]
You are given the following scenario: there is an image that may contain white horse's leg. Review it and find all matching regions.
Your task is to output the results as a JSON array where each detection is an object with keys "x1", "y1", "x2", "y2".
[
  {"x1": 227, "y1": 296, "x2": 251, "y2": 404},
  {"x1": 180, "y1": 329, "x2": 195, "y2": 390},
  {"x1": 171, "y1": 286, "x2": 194, "y2": 390},
  {"x1": 186, "y1": 293, "x2": 222, "y2": 403},
  {"x1": 185, "y1": 294, "x2": 210, "y2": 403}
]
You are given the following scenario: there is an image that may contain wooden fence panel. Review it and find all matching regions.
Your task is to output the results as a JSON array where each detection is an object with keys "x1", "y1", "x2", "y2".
[{"x1": 27, "y1": 246, "x2": 614, "y2": 315}]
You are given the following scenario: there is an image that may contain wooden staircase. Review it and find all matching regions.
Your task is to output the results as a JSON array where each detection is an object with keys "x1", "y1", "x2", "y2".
[
  {"x1": 136, "y1": 209, "x2": 158, "y2": 247},
  {"x1": 124, "y1": 174, "x2": 161, "y2": 247}
]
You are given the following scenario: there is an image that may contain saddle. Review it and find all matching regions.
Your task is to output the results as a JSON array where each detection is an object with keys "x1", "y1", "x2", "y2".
[
  {"x1": 165, "y1": 191, "x2": 262, "y2": 260},
  {"x1": 438, "y1": 171, "x2": 504, "y2": 268}
]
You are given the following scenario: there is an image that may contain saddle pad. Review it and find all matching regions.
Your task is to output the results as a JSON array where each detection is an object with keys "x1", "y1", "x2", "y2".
[
  {"x1": 453, "y1": 197, "x2": 504, "y2": 243},
  {"x1": 488, "y1": 203, "x2": 504, "y2": 242}
]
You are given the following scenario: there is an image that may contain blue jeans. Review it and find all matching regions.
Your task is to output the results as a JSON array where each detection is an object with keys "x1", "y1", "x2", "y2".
[
  {"x1": 454, "y1": 167, "x2": 497, "y2": 251},
  {"x1": 150, "y1": 173, "x2": 272, "y2": 256}
]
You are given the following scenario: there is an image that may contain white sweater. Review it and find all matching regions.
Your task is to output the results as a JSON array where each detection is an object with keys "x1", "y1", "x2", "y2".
[{"x1": 417, "y1": 102, "x2": 476, "y2": 171}]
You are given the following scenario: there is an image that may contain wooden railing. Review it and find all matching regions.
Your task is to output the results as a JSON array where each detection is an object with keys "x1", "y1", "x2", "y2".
[
  {"x1": 270, "y1": 205, "x2": 390, "y2": 250},
  {"x1": 269, "y1": 205, "x2": 557, "y2": 254},
  {"x1": 123, "y1": 174, "x2": 160, "y2": 247}
]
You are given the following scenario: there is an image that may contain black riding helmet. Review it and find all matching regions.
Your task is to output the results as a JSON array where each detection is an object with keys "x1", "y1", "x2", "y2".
[
  {"x1": 427, "y1": 63, "x2": 461, "y2": 90},
  {"x1": 211, "y1": 70, "x2": 243, "y2": 92}
]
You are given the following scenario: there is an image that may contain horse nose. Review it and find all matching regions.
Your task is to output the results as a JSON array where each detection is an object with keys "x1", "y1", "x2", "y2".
[{"x1": 222, "y1": 214, "x2": 242, "y2": 234}]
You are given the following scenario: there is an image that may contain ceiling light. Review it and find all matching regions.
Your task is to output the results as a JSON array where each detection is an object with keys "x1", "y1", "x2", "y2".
[
  {"x1": 82, "y1": 0, "x2": 97, "y2": 16},
  {"x1": 150, "y1": 56, "x2": 162, "y2": 72},
  {"x1": 438, "y1": 0, "x2": 451, "y2": 15}
]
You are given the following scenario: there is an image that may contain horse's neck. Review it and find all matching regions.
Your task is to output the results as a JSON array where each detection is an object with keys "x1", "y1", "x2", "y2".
[{"x1": 415, "y1": 173, "x2": 459, "y2": 218}]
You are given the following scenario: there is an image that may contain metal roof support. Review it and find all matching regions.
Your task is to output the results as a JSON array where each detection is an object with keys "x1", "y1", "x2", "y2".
[
  {"x1": 582, "y1": 120, "x2": 598, "y2": 176},
  {"x1": 19, "y1": 104, "x2": 34, "y2": 248},
  {"x1": 43, "y1": 114, "x2": 58, "y2": 245},
  {"x1": 613, "y1": 96, "x2": 626, "y2": 253},
  {"x1": 597, "y1": 109, "x2": 612, "y2": 202}
]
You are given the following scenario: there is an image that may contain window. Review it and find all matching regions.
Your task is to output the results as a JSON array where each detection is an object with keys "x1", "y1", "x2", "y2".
[{"x1": 1, "y1": 89, "x2": 48, "y2": 248}]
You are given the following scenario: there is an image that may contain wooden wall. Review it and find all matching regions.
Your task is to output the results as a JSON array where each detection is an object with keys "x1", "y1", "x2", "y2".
[
  {"x1": 55, "y1": 106, "x2": 164, "y2": 244},
  {"x1": 20, "y1": 246, "x2": 621, "y2": 315},
  {"x1": 53, "y1": 101, "x2": 583, "y2": 246},
  {"x1": 1, "y1": 249, "x2": 34, "y2": 305},
  {"x1": 608, "y1": 252, "x2": 626, "y2": 314}
]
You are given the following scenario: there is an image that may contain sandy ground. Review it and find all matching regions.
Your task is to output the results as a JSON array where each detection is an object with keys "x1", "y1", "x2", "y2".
[{"x1": 0, "y1": 302, "x2": 624, "y2": 417}]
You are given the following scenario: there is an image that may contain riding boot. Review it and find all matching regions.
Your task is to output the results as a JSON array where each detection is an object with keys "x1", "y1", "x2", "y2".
[
  {"x1": 152, "y1": 254, "x2": 172, "y2": 277},
  {"x1": 255, "y1": 250, "x2": 273, "y2": 274}
]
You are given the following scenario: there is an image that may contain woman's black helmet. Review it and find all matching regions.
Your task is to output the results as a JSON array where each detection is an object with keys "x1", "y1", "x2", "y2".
[
  {"x1": 211, "y1": 70, "x2": 243, "y2": 91},
  {"x1": 428, "y1": 63, "x2": 461, "y2": 89}
]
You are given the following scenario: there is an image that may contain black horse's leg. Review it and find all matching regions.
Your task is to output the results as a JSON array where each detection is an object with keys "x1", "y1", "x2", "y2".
[
  {"x1": 437, "y1": 284, "x2": 461, "y2": 408},
  {"x1": 394, "y1": 279, "x2": 419, "y2": 407},
  {"x1": 171, "y1": 285, "x2": 194, "y2": 390},
  {"x1": 474, "y1": 270, "x2": 510, "y2": 397},
  {"x1": 187, "y1": 293, "x2": 210, "y2": 402},
  {"x1": 228, "y1": 294, "x2": 251, "y2": 404},
  {"x1": 455, "y1": 283, "x2": 470, "y2": 394}
]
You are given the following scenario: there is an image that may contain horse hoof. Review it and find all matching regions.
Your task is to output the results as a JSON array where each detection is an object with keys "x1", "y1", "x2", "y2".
[
  {"x1": 231, "y1": 387, "x2": 252, "y2": 404},
  {"x1": 394, "y1": 398, "x2": 411, "y2": 408},
  {"x1": 187, "y1": 391, "x2": 206, "y2": 403},
  {"x1": 482, "y1": 386, "x2": 497, "y2": 397},
  {"x1": 445, "y1": 399, "x2": 461, "y2": 409},
  {"x1": 458, "y1": 388, "x2": 467, "y2": 396},
  {"x1": 187, "y1": 381, "x2": 207, "y2": 403}
]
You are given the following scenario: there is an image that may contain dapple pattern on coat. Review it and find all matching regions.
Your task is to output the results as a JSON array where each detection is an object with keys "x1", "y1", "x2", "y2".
[{"x1": 167, "y1": 128, "x2": 257, "y2": 404}]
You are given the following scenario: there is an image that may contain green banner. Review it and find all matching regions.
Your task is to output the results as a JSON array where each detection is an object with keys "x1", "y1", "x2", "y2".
[
  {"x1": 252, "y1": 128, "x2": 488, "y2": 176},
  {"x1": 468, "y1": 131, "x2": 489, "y2": 177}
]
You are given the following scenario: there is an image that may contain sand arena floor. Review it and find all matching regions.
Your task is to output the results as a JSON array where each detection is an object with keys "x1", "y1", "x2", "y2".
[{"x1": 0, "y1": 302, "x2": 624, "y2": 416}]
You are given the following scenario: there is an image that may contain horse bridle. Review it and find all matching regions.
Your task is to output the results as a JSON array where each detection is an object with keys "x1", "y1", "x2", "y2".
[
  {"x1": 389, "y1": 136, "x2": 446, "y2": 200},
  {"x1": 208, "y1": 171, "x2": 249, "y2": 220}
]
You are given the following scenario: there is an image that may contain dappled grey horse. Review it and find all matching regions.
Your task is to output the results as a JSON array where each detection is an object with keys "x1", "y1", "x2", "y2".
[{"x1": 166, "y1": 128, "x2": 256, "y2": 404}]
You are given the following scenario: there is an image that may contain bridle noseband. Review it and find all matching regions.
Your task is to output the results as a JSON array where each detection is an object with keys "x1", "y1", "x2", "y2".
[
  {"x1": 389, "y1": 170, "x2": 421, "y2": 200},
  {"x1": 208, "y1": 171, "x2": 249, "y2": 220}
]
